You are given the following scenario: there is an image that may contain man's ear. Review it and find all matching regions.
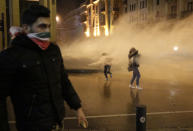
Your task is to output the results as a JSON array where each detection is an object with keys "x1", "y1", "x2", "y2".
[{"x1": 22, "y1": 24, "x2": 30, "y2": 33}]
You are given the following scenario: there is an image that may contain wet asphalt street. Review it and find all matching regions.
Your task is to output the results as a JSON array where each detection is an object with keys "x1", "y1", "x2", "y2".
[
  {"x1": 62, "y1": 72, "x2": 193, "y2": 131},
  {"x1": 7, "y1": 71, "x2": 193, "y2": 131}
]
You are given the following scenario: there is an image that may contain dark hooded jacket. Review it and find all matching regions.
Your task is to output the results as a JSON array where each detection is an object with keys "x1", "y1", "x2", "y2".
[
  {"x1": 128, "y1": 49, "x2": 140, "y2": 69},
  {"x1": 0, "y1": 34, "x2": 81, "y2": 131}
]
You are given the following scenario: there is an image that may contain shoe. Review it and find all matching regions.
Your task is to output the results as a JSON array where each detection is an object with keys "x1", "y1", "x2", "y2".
[
  {"x1": 136, "y1": 86, "x2": 143, "y2": 90},
  {"x1": 129, "y1": 84, "x2": 135, "y2": 89}
]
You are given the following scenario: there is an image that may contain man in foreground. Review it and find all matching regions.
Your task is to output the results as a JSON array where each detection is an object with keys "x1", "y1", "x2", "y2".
[{"x1": 0, "y1": 5, "x2": 87, "y2": 131}]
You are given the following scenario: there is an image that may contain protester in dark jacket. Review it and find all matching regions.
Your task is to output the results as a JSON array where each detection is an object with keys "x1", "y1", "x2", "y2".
[
  {"x1": 0, "y1": 5, "x2": 87, "y2": 131},
  {"x1": 102, "y1": 53, "x2": 112, "y2": 81},
  {"x1": 128, "y1": 47, "x2": 142, "y2": 89}
]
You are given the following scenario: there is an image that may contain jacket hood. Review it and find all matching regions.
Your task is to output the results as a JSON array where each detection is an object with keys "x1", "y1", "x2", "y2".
[{"x1": 129, "y1": 50, "x2": 138, "y2": 59}]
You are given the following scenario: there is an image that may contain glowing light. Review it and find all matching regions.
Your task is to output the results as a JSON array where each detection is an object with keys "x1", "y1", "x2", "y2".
[
  {"x1": 97, "y1": 27, "x2": 100, "y2": 36},
  {"x1": 56, "y1": 16, "x2": 60, "y2": 22},
  {"x1": 87, "y1": 4, "x2": 93, "y2": 8},
  {"x1": 93, "y1": 27, "x2": 100, "y2": 37},
  {"x1": 94, "y1": 32, "x2": 97, "y2": 37},
  {"x1": 85, "y1": 28, "x2": 90, "y2": 37},
  {"x1": 94, "y1": 28, "x2": 97, "y2": 37},
  {"x1": 105, "y1": 26, "x2": 109, "y2": 36},
  {"x1": 93, "y1": 0, "x2": 100, "y2": 4},
  {"x1": 97, "y1": 21, "x2": 100, "y2": 36},
  {"x1": 173, "y1": 46, "x2": 179, "y2": 51}
]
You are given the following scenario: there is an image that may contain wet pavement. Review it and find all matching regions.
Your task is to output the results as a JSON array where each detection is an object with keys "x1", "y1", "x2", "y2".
[
  {"x1": 7, "y1": 72, "x2": 193, "y2": 131},
  {"x1": 63, "y1": 72, "x2": 193, "y2": 131}
]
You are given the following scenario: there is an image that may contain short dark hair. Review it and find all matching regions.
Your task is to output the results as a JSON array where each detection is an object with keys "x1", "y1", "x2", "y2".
[{"x1": 22, "y1": 5, "x2": 50, "y2": 26}]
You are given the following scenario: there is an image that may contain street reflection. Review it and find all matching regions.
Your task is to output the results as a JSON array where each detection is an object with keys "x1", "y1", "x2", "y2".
[
  {"x1": 103, "y1": 81, "x2": 111, "y2": 98},
  {"x1": 130, "y1": 89, "x2": 140, "y2": 106}
]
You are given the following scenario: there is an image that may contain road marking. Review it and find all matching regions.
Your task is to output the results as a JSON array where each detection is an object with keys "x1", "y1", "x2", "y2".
[
  {"x1": 8, "y1": 110, "x2": 193, "y2": 123},
  {"x1": 147, "y1": 110, "x2": 193, "y2": 115},
  {"x1": 63, "y1": 110, "x2": 193, "y2": 120}
]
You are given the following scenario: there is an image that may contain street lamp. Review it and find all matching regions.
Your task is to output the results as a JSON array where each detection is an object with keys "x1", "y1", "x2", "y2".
[
  {"x1": 173, "y1": 46, "x2": 179, "y2": 51},
  {"x1": 56, "y1": 16, "x2": 59, "y2": 22}
]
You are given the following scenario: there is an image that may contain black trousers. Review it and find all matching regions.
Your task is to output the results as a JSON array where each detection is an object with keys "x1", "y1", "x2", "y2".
[{"x1": 104, "y1": 65, "x2": 112, "y2": 79}]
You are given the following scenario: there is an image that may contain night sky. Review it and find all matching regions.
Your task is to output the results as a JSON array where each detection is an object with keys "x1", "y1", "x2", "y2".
[
  {"x1": 57, "y1": 0, "x2": 86, "y2": 16},
  {"x1": 77, "y1": 0, "x2": 87, "y2": 4},
  {"x1": 72, "y1": 0, "x2": 87, "y2": 6}
]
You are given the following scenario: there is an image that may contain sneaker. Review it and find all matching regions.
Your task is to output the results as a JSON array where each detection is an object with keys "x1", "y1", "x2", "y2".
[
  {"x1": 129, "y1": 84, "x2": 135, "y2": 89},
  {"x1": 136, "y1": 86, "x2": 143, "y2": 90}
]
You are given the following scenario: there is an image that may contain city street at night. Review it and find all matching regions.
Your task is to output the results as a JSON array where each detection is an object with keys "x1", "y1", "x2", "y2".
[
  {"x1": 1, "y1": 0, "x2": 193, "y2": 131},
  {"x1": 61, "y1": 69, "x2": 193, "y2": 131},
  {"x1": 8, "y1": 70, "x2": 193, "y2": 131}
]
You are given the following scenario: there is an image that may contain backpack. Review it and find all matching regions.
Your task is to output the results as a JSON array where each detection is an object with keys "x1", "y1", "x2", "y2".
[{"x1": 128, "y1": 58, "x2": 133, "y2": 72}]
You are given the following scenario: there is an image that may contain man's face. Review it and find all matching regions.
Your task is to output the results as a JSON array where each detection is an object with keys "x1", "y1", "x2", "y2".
[{"x1": 26, "y1": 17, "x2": 51, "y2": 33}]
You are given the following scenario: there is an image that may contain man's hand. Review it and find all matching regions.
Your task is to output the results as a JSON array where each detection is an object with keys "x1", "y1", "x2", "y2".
[{"x1": 77, "y1": 108, "x2": 88, "y2": 128}]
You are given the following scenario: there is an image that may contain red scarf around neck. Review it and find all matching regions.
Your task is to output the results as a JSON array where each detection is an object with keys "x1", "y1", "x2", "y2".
[{"x1": 31, "y1": 38, "x2": 50, "y2": 50}]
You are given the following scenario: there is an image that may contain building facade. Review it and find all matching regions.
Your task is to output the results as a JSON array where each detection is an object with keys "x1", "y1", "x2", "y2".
[
  {"x1": 81, "y1": 0, "x2": 126, "y2": 37},
  {"x1": 61, "y1": 0, "x2": 193, "y2": 39},
  {"x1": 125, "y1": 0, "x2": 193, "y2": 24},
  {"x1": 81, "y1": 0, "x2": 193, "y2": 37}
]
